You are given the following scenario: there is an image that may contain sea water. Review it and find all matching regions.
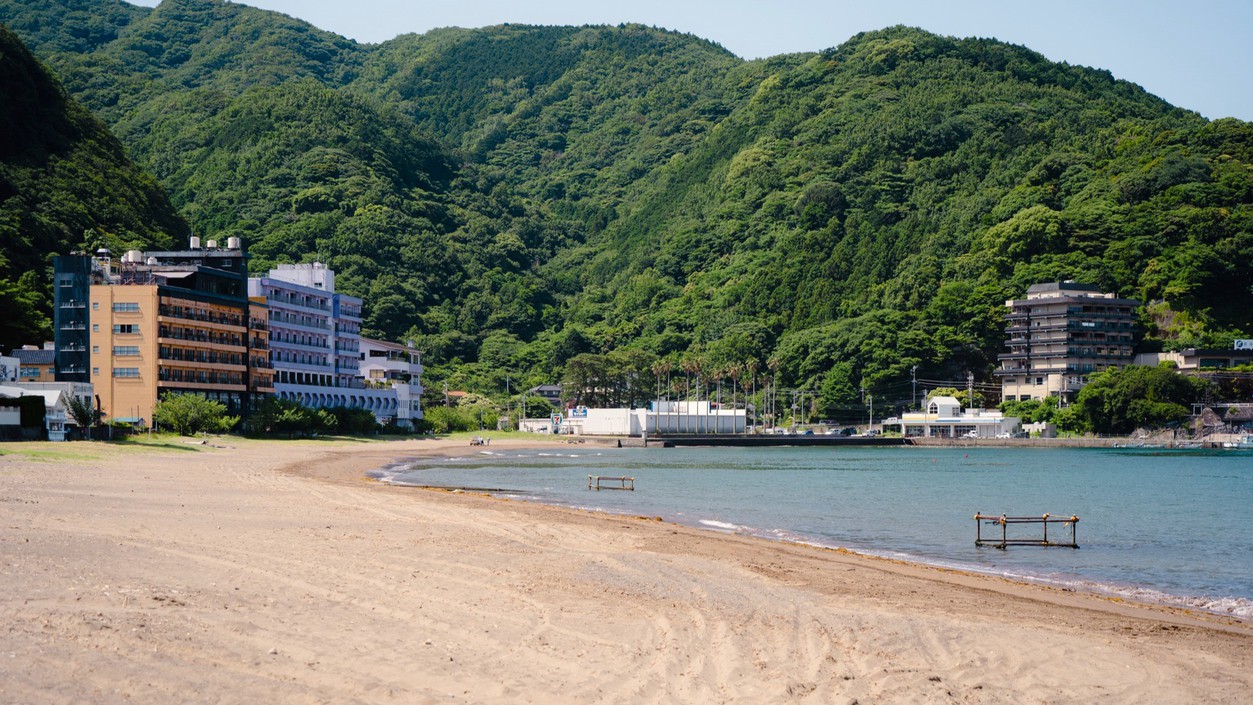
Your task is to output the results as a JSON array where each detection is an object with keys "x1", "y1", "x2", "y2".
[{"x1": 378, "y1": 445, "x2": 1253, "y2": 619}]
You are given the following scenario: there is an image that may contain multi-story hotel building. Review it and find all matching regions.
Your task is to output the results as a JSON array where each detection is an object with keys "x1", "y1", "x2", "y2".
[
  {"x1": 51, "y1": 247, "x2": 421, "y2": 430},
  {"x1": 53, "y1": 239, "x2": 274, "y2": 426},
  {"x1": 250, "y1": 263, "x2": 423, "y2": 428},
  {"x1": 996, "y1": 281, "x2": 1139, "y2": 402}
]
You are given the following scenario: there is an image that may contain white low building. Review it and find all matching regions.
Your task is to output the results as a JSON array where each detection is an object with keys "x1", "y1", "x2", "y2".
[
  {"x1": 358, "y1": 338, "x2": 423, "y2": 428},
  {"x1": 519, "y1": 417, "x2": 557, "y2": 434},
  {"x1": 556, "y1": 401, "x2": 747, "y2": 437},
  {"x1": 890, "y1": 396, "x2": 1020, "y2": 439},
  {"x1": 0, "y1": 385, "x2": 72, "y2": 441}
]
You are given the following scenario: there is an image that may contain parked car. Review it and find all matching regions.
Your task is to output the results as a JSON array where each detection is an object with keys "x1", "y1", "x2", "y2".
[
  {"x1": 995, "y1": 431, "x2": 1013, "y2": 439},
  {"x1": 962, "y1": 430, "x2": 979, "y2": 439}
]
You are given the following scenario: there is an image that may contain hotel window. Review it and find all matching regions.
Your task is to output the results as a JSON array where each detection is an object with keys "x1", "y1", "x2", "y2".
[
  {"x1": 113, "y1": 346, "x2": 141, "y2": 357},
  {"x1": 92, "y1": 324, "x2": 100, "y2": 332},
  {"x1": 92, "y1": 367, "x2": 100, "y2": 376},
  {"x1": 113, "y1": 324, "x2": 138, "y2": 334},
  {"x1": 113, "y1": 368, "x2": 140, "y2": 378},
  {"x1": 92, "y1": 346, "x2": 100, "y2": 354},
  {"x1": 91, "y1": 302, "x2": 100, "y2": 310},
  {"x1": 112, "y1": 302, "x2": 140, "y2": 312}
]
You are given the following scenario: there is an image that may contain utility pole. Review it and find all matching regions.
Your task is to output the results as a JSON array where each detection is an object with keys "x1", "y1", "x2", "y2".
[
  {"x1": 506, "y1": 374, "x2": 511, "y2": 431},
  {"x1": 966, "y1": 371, "x2": 975, "y2": 410},
  {"x1": 860, "y1": 380, "x2": 866, "y2": 427},
  {"x1": 911, "y1": 365, "x2": 918, "y2": 410}
]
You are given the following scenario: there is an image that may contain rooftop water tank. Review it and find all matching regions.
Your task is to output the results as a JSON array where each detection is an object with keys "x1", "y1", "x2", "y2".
[
  {"x1": 206, "y1": 239, "x2": 219, "y2": 249},
  {"x1": 190, "y1": 236, "x2": 202, "y2": 249}
]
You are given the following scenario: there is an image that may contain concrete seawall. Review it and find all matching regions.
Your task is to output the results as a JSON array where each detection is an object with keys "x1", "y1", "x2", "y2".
[{"x1": 580, "y1": 435, "x2": 1232, "y2": 450}]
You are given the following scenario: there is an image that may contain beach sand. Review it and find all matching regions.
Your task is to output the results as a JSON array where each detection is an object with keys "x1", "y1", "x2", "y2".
[{"x1": 1, "y1": 436, "x2": 1249, "y2": 704}]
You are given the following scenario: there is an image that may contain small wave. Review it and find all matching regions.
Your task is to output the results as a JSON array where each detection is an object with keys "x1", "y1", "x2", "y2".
[
  {"x1": 1055, "y1": 579, "x2": 1253, "y2": 620},
  {"x1": 699, "y1": 519, "x2": 744, "y2": 532}
]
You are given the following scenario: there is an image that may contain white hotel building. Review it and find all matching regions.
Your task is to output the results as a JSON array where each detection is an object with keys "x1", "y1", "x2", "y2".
[{"x1": 248, "y1": 263, "x2": 422, "y2": 428}]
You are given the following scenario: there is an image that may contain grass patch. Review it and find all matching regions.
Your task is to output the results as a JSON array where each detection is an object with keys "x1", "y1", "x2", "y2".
[{"x1": 0, "y1": 442, "x2": 106, "y2": 462}]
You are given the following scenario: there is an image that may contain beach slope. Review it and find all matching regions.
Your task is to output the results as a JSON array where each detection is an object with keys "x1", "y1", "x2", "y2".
[{"x1": 1, "y1": 437, "x2": 1249, "y2": 704}]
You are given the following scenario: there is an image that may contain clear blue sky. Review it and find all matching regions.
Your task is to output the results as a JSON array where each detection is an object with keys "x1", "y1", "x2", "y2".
[{"x1": 127, "y1": 0, "x2": 1253, "y2": 121}]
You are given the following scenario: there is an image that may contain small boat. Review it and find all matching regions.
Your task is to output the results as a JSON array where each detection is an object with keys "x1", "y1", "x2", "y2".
[{"x1": 1221, "y1": 435, "x2": 1253, "y2": 449}]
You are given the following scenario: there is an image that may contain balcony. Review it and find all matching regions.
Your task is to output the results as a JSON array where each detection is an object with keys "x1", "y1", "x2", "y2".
[
  {"x1": 269, "y1": 313, "x2": 330, "y2": 332},
  {"x1": 158, "y1": 328, "x2": 245, "y2": 348},
  {"x1": 159, "y1": 306, "x2": 245, "y2": 328},
  {"x1": 268, "y1": 294, "x2": 330, "y2": 313}
]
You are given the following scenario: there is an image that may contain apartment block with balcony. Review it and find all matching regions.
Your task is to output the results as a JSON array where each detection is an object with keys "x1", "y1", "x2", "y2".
[
  {"x1": 250, "y1": 263, "x2": 409, "y2": 424},
  {"x1": 54, "y1": 238, "x2": 269, "y2": 426},
  {"x1": 996, "y1": 281, "x2": 1139, "y2": 402}
]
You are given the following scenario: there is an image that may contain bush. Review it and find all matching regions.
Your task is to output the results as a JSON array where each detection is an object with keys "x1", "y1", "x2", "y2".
[
  {"x1": 324, "y1": 406, "x2": 380, "y2": 435},
  {"x1": 243, "y1": 399, "x2": 391, "y2": 437},
  {"x1": 242, "y1": 398, "x2": 332, "y2": 438},
  {"x1": 423, "y1": 405, "x2": 480, "y2": 433}
]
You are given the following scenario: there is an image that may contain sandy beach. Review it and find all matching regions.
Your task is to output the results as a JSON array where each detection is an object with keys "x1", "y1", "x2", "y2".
[{"x1": 1, "y1": 436, "x2": 1249, "y2": 704}]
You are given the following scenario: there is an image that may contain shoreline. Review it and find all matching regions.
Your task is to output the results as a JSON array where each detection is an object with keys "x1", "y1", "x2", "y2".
[
  {"x1": 3, "y1": 436, "x2": 1250, "y2": 703},
  {"x1": 363, "y1": 438, "x2": 1253, "y2": 630}
]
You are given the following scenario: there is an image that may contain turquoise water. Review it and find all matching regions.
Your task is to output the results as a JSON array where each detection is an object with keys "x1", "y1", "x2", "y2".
[{"x1": 379, "y1": 445, "x2": 1253, "y2": 619}]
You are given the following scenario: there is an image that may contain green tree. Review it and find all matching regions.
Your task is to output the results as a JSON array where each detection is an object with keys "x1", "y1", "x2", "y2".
[
  {"x1": 152, "y1": 394, "x2": 238, "y2": 436},
  {"x1": 1000, "y1": 397, "x2": 1060, "y2": 424},
  {"x1": 65, "y1": 394, "x2": 104, "y2": 440}
]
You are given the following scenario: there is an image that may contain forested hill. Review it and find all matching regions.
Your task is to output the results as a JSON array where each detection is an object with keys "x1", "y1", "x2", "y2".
[
  {"x1": 1, "y1": 0, "x2": 1250, "y2": 414},
  {"x1": 0, "y1": 23, "x2": 184, "y2": 350}
]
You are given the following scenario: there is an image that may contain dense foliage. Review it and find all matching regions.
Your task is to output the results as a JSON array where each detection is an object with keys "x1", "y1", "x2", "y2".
[
  {"x1": 240, "y1": 397, "x2": 382, "y2": 437},
  {"x1": 1058, "y1": 364, "x2": 1212, "y2": 435},
  {"x1": 0, "y1": 23, "x2": 185, "y2": 350},
  {"x1": 2, "y1": 1, "x2": 1250, "y2": 417}
]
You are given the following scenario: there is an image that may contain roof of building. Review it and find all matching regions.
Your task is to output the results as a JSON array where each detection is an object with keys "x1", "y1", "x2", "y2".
[
  {"x1": 1026, "y1": 281, "x2": 1103, "y2": 295},
  {"x1": 9, "y1": 349, "x2": 55, "y2": 365},
  {"x1": 0, "y1": 385, "x2": 66, "y2": 408},
  {"x1": 1177, "y1": 348, "x2": 1253, "y2": 358},
  {"x1": 360, "y1": 337, "x2": 415, "y2": 352}
]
